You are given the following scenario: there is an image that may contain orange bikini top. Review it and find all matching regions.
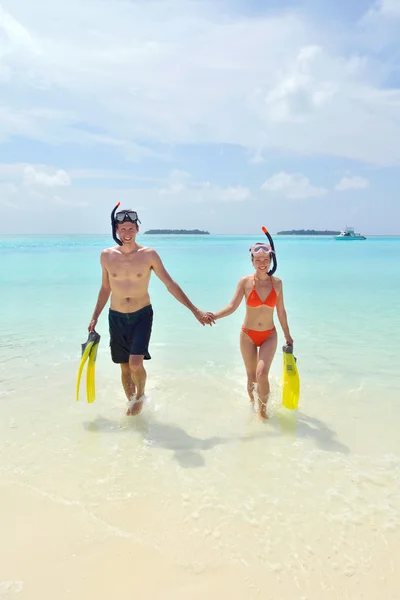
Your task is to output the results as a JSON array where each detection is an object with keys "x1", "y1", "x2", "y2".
[{"x1": 246, "y1": 275, "x2": 277, "y2": 308}]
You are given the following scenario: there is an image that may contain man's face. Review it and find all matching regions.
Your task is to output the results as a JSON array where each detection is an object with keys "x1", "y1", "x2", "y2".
[{"x1": 116, "y1": 221, "x2": 138, "y2": 243}]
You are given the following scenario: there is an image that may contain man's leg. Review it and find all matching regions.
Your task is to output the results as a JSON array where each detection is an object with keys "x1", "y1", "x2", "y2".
[
  {"x1": 120, "y1": 362, "x2": 136, "y2": 401},
  {"x1": 109, "y1": 310, "x2": 135, "y2": 405},
  {"x1": 126, "y1": 306, "x2": 153, "y2": 416},
  {"x1": 126, "y1": 354, "x2": 147, "y2": 416},
  {"x1": 257, "y1": 331, "x2": 278, "y2": 420}
]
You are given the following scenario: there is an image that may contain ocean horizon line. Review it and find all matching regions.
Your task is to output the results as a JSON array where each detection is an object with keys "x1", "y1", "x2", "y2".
[{"x1": 1, "y1": 232, "x2": 400, "y2": 238}]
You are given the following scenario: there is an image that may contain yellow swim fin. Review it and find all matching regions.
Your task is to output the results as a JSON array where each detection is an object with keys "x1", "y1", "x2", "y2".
[
  {"x1": 76, "y1": 332, "x2": 101, "y2": 403},
  {"x1": 86, "y1": 335, "x2": 100, "y2": 404},
  {"x1": 282, "y1": 344, "x2": 300, "y2": 410}
]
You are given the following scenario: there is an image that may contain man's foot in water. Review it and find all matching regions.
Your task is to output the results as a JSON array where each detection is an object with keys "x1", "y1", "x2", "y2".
[{"x1": 126, "y1": 394, "x2": 146, "y2": 416}]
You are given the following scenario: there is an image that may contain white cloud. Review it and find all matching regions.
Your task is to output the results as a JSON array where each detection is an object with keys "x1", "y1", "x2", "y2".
[
  {"x1": 0, "y1": 162, "x2": 70, "y2": 185},
  {"x1": 261, "y1": 172, "x2": 327, "y2": 199},
  {"x1": 0, "y1": 164, "x2": 24, "y2": 178},
  {"x1": 219, "y1": 186, "x2": 251, "y2": 202},
  {"x1": 0, "y1": 182, "x2": 19, "y2": 208},
  {"x1": 367, "y1": 0, "x2": 400, "y2": 18},
  {"x1": 159, "y1": 170, "x2": 251, "y2": 202},
  {"x1": 335, "y1": 176, "x2": 370, "y2": 191},
  {"x1": 67, "y1": 169, "x2": 135, "y2": 181},
  {"x1": 23, "y1": 165, "x2": 70, "y2": 187},
  {"x1": 0, "y1": 162, "x2": 250, "y2": 225},
  {"x1": 0, "y1": 162, "x2": 72, "y2": 211},
  {"x1": 249, "y1": 151, "x2": 264, "y2": 165},
  {"x1": 0, "y1": 0, "x2": 400, "y2": 165},
  {"x1": 159, "y1": 170, "x2": 192, "y2": 195},
  {"x1": 263, "y1": 45, "x2": 337, "y2": 124},
  {"x1": 53, "y1": 195, "x2": 89, "y2": 207}
]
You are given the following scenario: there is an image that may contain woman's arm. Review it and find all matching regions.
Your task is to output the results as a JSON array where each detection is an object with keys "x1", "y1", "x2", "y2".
[
  {"x1": 213, "y1": 278, "x2": 245, "y2": 320},
  {"x1": 275, "y1": 280, "x2": 294, "y2": 345}
]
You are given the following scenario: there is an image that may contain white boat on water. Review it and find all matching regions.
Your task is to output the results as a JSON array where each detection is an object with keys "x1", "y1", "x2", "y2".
[{"x1": 335, "y1": 226, "x2": 366, "y2": 240}]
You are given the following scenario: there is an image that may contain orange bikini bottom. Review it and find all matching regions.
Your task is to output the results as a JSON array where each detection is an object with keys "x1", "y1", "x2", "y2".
[{"x1": 241, "y1": 326, "x2": 276, "y2": 347}]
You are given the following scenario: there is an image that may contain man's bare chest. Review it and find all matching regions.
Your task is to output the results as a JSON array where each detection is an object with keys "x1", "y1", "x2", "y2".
[{"x1": 107, "y1": 257, "x2": 150, "y2": 281}]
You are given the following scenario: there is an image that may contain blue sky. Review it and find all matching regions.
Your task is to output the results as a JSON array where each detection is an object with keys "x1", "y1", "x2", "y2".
[{"x1": 1, "y1": 0, "x2": 399, "y2": 234}]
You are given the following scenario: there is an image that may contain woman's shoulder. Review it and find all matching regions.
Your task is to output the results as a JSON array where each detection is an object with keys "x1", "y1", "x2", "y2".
[
  {"x1": 271, "y1": 275, "x2": 282, "y2": 288},
  {"x1": 241, "y1": 274, "x2": 254, "y2": 284},
  {"x1": 236, "y1": 275, "x2": 252, "y2": 289}
]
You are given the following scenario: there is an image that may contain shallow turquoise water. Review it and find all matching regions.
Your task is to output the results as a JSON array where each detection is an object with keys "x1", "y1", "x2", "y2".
[{"x1": 1, "y1": 233, "x2": 400, "y2": 391}]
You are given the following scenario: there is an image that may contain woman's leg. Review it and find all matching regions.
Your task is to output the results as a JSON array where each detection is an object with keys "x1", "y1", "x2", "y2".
[
  {"x1": 240, "y1": 330, "x2": 258, "y2": 404},
  {"x1": 257, "y1": 330, "x2": 278, "y2": 420}
]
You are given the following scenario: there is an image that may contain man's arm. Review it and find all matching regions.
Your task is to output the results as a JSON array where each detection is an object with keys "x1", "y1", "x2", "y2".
[
  {"x1": 150, "y1": 250, "x2": 214, "y2": 325},
  {"x1": 88, "y1": 251, "x2": 112, "y2": 331}
]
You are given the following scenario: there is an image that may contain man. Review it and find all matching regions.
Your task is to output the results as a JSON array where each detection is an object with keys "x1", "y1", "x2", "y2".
[{"x1": 88, "y1": 204, "x2": 214, "y2": 416}]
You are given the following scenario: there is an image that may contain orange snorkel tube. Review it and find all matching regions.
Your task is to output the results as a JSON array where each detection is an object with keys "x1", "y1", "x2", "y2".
[{"x1": 261, "y1": 226, "x2": 277, "y2": 275}]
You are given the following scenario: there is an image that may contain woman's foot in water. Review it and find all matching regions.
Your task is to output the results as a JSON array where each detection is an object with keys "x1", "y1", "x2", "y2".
[
  {"x1": 247, "y1": 380, "x2": 256, "y2": 407},
  {"x1": 258, "y1": 394, "x2": 269, "y2": 421}
]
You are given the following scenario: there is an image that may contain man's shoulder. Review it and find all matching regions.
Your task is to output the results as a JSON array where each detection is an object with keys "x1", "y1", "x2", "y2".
[
  {"x1": 100, "y1": 246, "x2": 124, "y2": 265},
  {"x1": 139, "y1": 245, "x2": 159, "y2": 259},
  {"x1": 139, "y1": 244, "x2": 155, "y2": 253},
  {"x1": 101, "y1": 246, "x2": 119, "y2": 257}
]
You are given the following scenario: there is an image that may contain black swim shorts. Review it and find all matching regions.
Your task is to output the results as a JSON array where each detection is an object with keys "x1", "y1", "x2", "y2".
[{"x1": 108, "y1": 304, "x2": 153, "y2": 363}]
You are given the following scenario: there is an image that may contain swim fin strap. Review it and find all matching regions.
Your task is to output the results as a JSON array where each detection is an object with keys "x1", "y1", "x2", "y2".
[
  {"x1": 282, "y1": 344, "x2": 300, "y2": 410},
  {"x1": 76, "y1": 332, "x2": 101, "y2": 403}
]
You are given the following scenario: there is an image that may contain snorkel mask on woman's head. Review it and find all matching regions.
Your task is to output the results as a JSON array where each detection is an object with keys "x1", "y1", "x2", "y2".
[
  {"x1": 111, "y1": 202, "x2": 141, "y2": 246},
  {"x1": 249, "y1": 227, "x2": 278, "y2": 275},
  {"x1": 250, "y1": 243, "x2": 274, "y2": 255}
]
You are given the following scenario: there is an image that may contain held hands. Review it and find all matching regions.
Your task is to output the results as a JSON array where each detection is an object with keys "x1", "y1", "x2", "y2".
[{"x1": 194, "y1": 309, "x2": 216, "y2": 326}]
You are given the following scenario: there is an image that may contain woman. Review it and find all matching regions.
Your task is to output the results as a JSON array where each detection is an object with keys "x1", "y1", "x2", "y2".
[{"x1": 212, "y1": 242, "x2": 293, "y2": 420}]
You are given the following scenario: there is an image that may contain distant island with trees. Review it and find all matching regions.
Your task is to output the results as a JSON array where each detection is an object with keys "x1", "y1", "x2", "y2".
[
  {"x1": 277, "y1": 229, "x2": 340, "y2": 235},
  {"x1": 144, "y1": 229, "x2": 210, "y2": 235}
]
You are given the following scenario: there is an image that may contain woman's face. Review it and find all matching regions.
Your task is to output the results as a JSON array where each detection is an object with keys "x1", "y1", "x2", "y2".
[{"x1": 252, "y1": 253, "x2": 271, "y2": 272}]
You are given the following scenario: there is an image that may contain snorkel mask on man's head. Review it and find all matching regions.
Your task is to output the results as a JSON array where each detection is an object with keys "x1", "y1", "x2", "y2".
[{"x1": 111, "y1": 202, "x2": 141, "y2": 246}]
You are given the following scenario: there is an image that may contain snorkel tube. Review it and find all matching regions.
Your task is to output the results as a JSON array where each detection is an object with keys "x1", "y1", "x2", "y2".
[
  {"x1": 111, "y1": 202, "x2": 123, "y2": 246},
  {"x1": 261, "y1": 226, "x2": 277, "y2": 275}
]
